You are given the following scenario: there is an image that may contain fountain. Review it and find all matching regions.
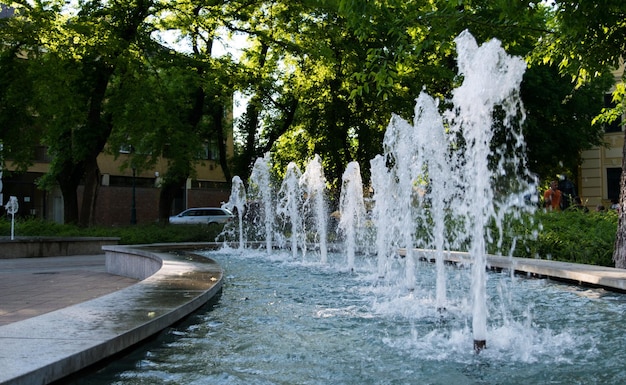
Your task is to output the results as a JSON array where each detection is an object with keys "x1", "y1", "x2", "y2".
[
  {"x1": 76, "y1": 32, "x2": 621, "y2": 385},
  {"x1": 276, "y1": 162, "x2": 304, "y2": 260},
  {"x1": 338, "y1": 161, "x2": 366, "y2": 272},
  {"x1": 370, "y1": 154, "x2": 394, "y2": 278},
  {"x1": 75, "y1": 248, "x2": 626, "y2": 385},
  {"x1": 218, "y1": 30, "x2": 532, "y2": 351},
  {"x1": 447, "y1": 30, "x2": 530, "y2": 351}
]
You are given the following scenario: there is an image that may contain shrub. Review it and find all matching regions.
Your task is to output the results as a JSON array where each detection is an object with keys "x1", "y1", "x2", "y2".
[
  {"x1": 0, "y1": 208, "x2": 619, "y2": 267},
  {"x1": 0, "y1": 218, "x2": 224, "y2": 245},
  {"x1": 514, "y1": 210, "x2": 617, "y2": 267}
]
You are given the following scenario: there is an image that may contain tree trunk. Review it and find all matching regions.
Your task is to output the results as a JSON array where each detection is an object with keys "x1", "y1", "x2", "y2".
[
  {"x1": 60, "y1": 182, "x2": 80, "y2": 225},
  {"x1": 612, "y1": 128, "x2": 626, "y2": 268},
  {"x1": 57, "y1": 160, "x2": 84, "y2": 225},
  {"x1": 79, "y1": 157, "x2": 101, "y2": 227},
  {"x1": 158, "y1": 178, "x2": 186, "y2": 224}
]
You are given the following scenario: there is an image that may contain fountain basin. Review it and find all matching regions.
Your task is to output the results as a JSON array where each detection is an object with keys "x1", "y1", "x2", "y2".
[
  {"x1": 0, "y1": 237, "x2": 120, "y2": 259},
  {"x1": 68, "y1": 246, "x2": 626, "y2": 385}
]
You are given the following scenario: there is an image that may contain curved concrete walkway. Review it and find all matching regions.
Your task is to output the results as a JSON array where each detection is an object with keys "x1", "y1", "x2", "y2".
[
  {"x1": 0, "y1": 243, "x2": 223, "y2": 385},
  {"x1": 2, "y1": 244, "x2": 626, "y2": 385}
]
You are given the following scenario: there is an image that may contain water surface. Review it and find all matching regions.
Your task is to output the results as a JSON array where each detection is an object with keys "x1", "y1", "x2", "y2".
[{"x1": 74, "y1": 249, "x2": 626, "y2": 385}]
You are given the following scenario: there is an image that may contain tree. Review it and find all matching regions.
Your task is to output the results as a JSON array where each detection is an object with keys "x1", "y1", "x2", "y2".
[
  {"x1": 105, "y1": 0, "x2": 240, "y2": 225},
  {"x1": 4, "y1": 0, "x2": 156, "y2": 226},
  {"x1": 0, "y1": 47, "x2": 39, "y2": 173},
  {"x1": 1, "y1": 0, "x2": 237, "y2": 225},
  {"x1": 521, "y1": 63, "x2": 614, "y2": 181},
  {"x1": 0, "y1": 4, "x2": 47, "y2": 174}
]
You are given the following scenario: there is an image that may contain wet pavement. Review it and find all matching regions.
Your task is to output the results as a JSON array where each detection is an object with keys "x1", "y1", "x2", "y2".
[{"x1": 0, "y1": 255, "x2": 138, "y2": 326}]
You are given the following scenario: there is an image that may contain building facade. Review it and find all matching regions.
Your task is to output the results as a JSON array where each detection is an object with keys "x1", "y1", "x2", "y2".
[
  {"x1": 2, "y1": 138, "x2": 234, "y2": 226},
  {"x1": 579, "y1": 64, "x2": 625, "y2": 209}
]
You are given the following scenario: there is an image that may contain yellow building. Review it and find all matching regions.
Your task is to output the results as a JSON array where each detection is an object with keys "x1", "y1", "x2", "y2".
[{"x1": 579, "y1": 63, "x2": 625, "y2": 210}]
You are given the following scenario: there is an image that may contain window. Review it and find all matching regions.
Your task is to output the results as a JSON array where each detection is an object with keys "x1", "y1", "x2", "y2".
[
  {"x1": 200, "y1": 139, "x2": 220, "y2": 160},
  {"x1": 607, "y1": 167, "x2": 622, "y2": 201},
  {"x1": 34, "y1": 146, "x2": 52, "y2": 163}
]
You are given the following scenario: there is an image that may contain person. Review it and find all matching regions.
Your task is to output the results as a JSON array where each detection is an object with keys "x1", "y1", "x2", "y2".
[
  {"x1": 558, "y1": 174, "x2": 577, "y2": 210},
  {"x1": 567, "y1": 196, "x2": 589, "y2": 213},
  {"x1": 595, "y1": 204, "x2": 606, "y2": 212},
  {"x1": 543, "y1": 180, "x2": 562, "y2": 211}
]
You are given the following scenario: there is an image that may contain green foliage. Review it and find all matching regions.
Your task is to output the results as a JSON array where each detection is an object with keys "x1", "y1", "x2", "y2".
[
  {"x1": 521, "y1": 64, "x2": 615, "y2": 181},
  {"x1": 0, "y1": 209, "x2": 617, "y2": 267},
  {"x1": 514, "y1": 210, "x2": 617, "y2": 267},
  {"x1": 0, "y1": 219, "x2": 224, "y2": 245},
  {"x1": 1, "y1": 0, "x2": 624, "y2": 239}
]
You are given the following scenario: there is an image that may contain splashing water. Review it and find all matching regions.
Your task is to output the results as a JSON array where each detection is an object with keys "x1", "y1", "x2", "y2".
[
  {"x1": 413, "y1": 91, "x2": 450, "y2": 310},
  {"x1": 370, "y1": 154, "x2": 394, "y2": 278},
  {"x1": 249, "y1": 153, "x2": 274, "y2": 253},
  {"x1": 369, "y1": 30, "x2": 534, "y2": 348},
  {"x1": 301, "y1": 154, "x2": 329, "y2": 264},
  {"x1": 221, "y1": 30, "x2": 536, "y2": 351},
  {"x1": 276, "y1": 162, "x2": 304, "y2": 260},
  {"x1": 448, "y1": 30, "x2": 530, "y2": 347},
  {"x1": 221, "y1": 176, "x2": 247, "y2": 249},
  {"x1": 338, "y1": 161, "x2": 366, "y2": 272}
]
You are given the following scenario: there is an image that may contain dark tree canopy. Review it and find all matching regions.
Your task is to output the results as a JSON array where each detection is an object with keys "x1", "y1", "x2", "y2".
[{"x1": 0, "y1": 0, "x2": 622, "y2": 229}]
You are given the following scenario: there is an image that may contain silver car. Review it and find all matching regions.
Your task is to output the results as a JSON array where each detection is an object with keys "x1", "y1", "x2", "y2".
[{"x1": 169, "y1": 207, "x2": 234, "y2": 225}]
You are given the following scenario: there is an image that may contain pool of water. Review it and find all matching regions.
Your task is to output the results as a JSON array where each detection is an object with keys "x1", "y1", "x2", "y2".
[{"x1": 73, "y1": 249, "x2": 626, "y2": 384}]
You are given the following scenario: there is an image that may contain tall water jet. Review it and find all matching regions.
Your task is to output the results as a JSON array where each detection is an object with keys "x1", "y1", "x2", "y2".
[
  {"x1": 370, "y1": 155, "x2": 394, "y2": 279},
  {"x1": 249, "y1": 153, "x2": 274, "y2": 253},
  {"x1": 338, "y1": 161, "x2": 365, "y2": 272},
  {"x1": 446, "y1": 30, "x2": 528, "y2": 352},
  {"x1": 276, "y1": 162, "x2": 303, "y2": 260},
  {"x1": 369, "y1": 30, "x2": 533, "y2": 351},
  {"x1": 413, "y1": 92, "x2": 450, "y2": 310},
  {"x1": 300, "y1": 154, "x2": 329, "y2": 264},
  {"x1": 382, "y1": 114, "x2": 422, "y2": 291},
  {"x1": 222, "y1": 176, "x2": 247, "y2": 249}
]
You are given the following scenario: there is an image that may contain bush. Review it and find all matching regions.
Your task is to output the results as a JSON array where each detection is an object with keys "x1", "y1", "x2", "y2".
[
  {"x1": 0, "y1": 218, "x2": 225, "y2": 245},
  {"x1": 0, "y1": 209, "x2": 619, "y2": 267},
  {"x1": 514, "y1": 210, "x2": 617, "y2": 267}
]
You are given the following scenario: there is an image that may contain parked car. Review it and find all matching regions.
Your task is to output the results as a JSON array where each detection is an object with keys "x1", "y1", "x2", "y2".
[{"x1": 169, "y1": 207, "x2": 235, "y2": 225}]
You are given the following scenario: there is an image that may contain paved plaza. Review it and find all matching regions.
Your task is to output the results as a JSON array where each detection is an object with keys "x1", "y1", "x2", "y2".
[{"x1": 0, "y1": 255, "x2": 137, "y2": 326}]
